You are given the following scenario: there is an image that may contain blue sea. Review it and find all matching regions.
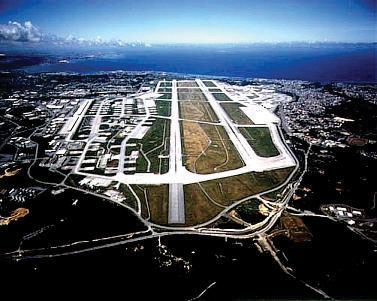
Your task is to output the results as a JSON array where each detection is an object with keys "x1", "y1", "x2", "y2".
[{"x1": 3, "y1": 44, "x2": 377, "y2": 83}]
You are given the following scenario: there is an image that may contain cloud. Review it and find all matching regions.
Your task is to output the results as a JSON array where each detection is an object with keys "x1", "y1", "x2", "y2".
[
  {"x1": 0, "y1": 20, "x2": 150, "y2": 48},
  {"x1": 0, "y1": 21, "x2": 42, "y2": 42}
]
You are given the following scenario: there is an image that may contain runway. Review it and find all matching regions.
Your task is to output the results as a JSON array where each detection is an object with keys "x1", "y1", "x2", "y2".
[{"x1": 168, "y1": 183, "x2": 185, "y2": 224}]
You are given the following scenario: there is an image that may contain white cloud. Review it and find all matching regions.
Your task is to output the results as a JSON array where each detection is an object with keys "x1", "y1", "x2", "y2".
[
  {"x1": 66, "y1": 34, "x2": 75, "y2": 41},
  {"x1": 0, "y1": 21, "x2": 42, "y2": 42},
  {"x1": 0, "y1": 20, "x2": 151, "y2": 48}
]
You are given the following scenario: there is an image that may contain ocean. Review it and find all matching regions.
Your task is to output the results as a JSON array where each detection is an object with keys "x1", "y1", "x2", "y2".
[{"x1": 2, "y1": 44, "x2": 376, "y2": 83}]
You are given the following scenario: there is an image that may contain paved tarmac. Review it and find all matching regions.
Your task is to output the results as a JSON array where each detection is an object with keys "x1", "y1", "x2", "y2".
[{"x1": 168, "y1": 183, "x2": 185, "y2": 224}]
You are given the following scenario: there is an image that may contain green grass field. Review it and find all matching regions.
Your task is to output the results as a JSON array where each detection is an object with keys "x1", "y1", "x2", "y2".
[
  {"x1": 209, "y1": 88, "x2": 222, "y2": 92},
  {"x1": 235, "y1": 199, "x2": 267, "y2": 224},
  {"x1": 179, "y1": 101, "x2": 219, "y2": 123},
  {"x1": 135, "y1": 118, "x2": 170, "y2": 174},
  {"x1": 159, "y1": 81, "x2": 172, "y2": 87},
  {"x1": 131, "y1": 184, "x2": 169, "y2": 224},
  {"x1": 177, "y1": 81, "x2": 199, "y2": 87},
  {"x1": 220, "y1": 103, "x2": 254, "y2": 125},
  {"x1": 158, "y1": 87, "x2": 172, "y2": 93},
  {"x1": 119, "y1": 184, "x2": 139, "y2": 211},
  {"x1": 239, "y1": 127, "x2": 280, "y2": 157},
  {"x1": 200, "y1": 167, "x2": 294, "y2": 206},
  {"x1": 184, "y1": 183, "x2": 224, "y2": 226},
  {"x1": 202, "y1": 80, "x2": 217, "y2": 87},
  {"x1": 154, "y1": 100, "x2": 171, "y2": 116},
  {"x1": 212, "y1": 93, "x2": 233, "y2": 101},
  {"x1": 181, "y1": 121, "x2": 244, "y2": 174}
]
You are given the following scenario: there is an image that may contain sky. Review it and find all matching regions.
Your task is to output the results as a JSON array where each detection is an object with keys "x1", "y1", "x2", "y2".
[{"x1": 0, "y1": 0, "x2": 375, "y2": 43}]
